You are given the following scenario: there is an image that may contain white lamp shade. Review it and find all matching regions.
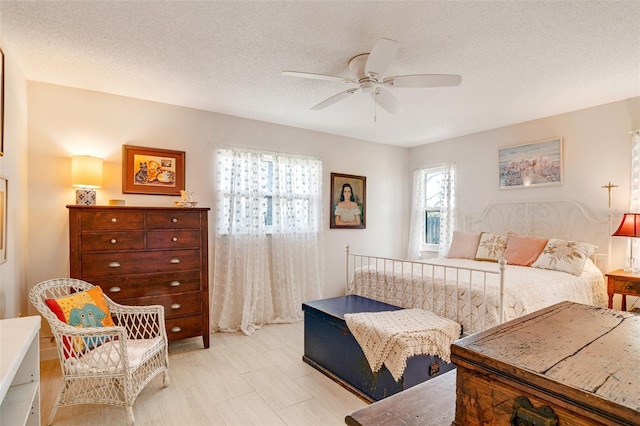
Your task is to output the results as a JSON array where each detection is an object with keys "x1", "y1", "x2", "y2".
[{"x1": 72, "y1": 155, "x2": 103, "y2": 188}]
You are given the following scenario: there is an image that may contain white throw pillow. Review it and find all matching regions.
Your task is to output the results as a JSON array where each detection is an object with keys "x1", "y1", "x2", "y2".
[
  {"x1": 475, "y1": 232, "x2": 507, "y2": 262},
  {"x1": 531, "y1": 238, "x2": 597, "y2": 276}
]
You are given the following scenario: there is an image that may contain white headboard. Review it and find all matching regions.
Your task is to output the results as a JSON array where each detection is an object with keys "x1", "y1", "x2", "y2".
[{"x1": 465, "y1": 200, "x2": 610, "y2": 268}]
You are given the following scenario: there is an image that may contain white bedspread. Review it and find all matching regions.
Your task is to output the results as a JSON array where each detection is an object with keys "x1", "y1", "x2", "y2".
[
  {"x1": 349, "y1": 257, "x2": 607, "y2": 335},
  {"x1": 344, "y1": 308, "x2": 461, "y2": 381}
]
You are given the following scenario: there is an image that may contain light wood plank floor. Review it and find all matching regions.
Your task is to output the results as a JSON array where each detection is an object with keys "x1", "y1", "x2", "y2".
[{"x1": 40, "y1": 321, "x2": 367, "y2": 426}]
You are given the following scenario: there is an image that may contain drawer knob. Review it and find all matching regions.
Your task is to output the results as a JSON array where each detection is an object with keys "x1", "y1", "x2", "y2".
[
  {"x1": 171, "y1": 303, "x2": 181, "y2": 310},
  {"x1": 111, "y1": 218, "x2": 117, "y2": 223},
  {"x1": 172, "y1": 237, "x2": 178, "y2": 242},
  {"x1": 172, "y1": 218, "x2": 178, "y2": 223},
  {"x1": 109, "y1": 286, "x2": 122, "y2": 293},
  {"x1": 169, "y1": 281, "x2": 181, "y2": 287},
  {"x1": 170, "y1": 258, "x2": 180, "y2": 264},
  {"x1": 626, "y1": 285, "x2": 634, "y2": 290},
  {"x1": 170, "y1": 326, "x2": 182, "y2": 333},
  {"x1": 109, "y1": 261, "x2": 121, "y2": 268},
  {"x1": 110, "y1": 238, "x2": 117, "y2": 244}
]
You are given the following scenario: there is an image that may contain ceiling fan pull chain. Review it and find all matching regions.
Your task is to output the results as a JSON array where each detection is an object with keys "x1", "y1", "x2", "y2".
[{"x1": 374, "y1": 91, "x2": 378, "y2": 123}]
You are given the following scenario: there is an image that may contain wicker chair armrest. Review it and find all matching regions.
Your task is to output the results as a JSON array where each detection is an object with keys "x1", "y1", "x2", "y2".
[{"x1": 108, "y1": 301, "x2": 166, "y2": 340}]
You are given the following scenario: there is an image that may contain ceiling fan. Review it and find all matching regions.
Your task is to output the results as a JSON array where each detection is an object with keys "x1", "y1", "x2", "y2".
[{"x1": 282, "y1": 38, "x2": 462, "y2": 116}]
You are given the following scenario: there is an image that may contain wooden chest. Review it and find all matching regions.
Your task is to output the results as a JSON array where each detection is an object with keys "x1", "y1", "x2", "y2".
[
  {"x1": 302, "y1": 295, "x2": 455, "y2": 402},
  {"x1": 68, "y1": 205, "x2": 210, "y2": 348},
  {"x1": 451, "y1": 301, "x2": 640, "y2": 425}
]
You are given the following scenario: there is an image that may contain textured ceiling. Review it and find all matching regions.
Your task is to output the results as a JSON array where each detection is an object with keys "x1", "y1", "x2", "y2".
[{"x1": 1, "y1": 1, "x2": 639, "y2": 147}]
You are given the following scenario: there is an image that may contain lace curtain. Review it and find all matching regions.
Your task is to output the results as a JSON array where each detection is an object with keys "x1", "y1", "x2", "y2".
[
  {"x1": 407, "y1": 163, "x2": 456, "y2": 259},
  {"x1": 212, "y1": 147, "x2": 324, "y2": 335},
  {"x1": 629, "y1": 130, "x2": 640, "y2": 271}
]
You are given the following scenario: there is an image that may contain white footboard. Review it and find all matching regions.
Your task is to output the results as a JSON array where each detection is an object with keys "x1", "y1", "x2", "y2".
[{"x1": 345, "y1": 246, "x2": 507, "y2": 335}]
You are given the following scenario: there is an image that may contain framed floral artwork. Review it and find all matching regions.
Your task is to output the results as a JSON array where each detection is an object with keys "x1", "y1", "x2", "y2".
[
  {"x1": 122, "y1": 145, "x2": 185, "y2": 195},
  {"x1": 330, "y1": 173, "x2": 366, "y2": 229}
]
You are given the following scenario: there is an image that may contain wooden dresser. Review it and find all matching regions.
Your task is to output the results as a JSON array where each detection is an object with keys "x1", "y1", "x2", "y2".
[
  {"x1": 451, "y1": 301, "x2": 640, "y2": 425},
  {"x1": 67, "y1": 205, "x2": 210, "y2": 348}
]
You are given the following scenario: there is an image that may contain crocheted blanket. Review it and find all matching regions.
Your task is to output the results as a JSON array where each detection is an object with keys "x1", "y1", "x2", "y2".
[{"x1": 344, "y1": 308, "x2": 461, "y2": 381}]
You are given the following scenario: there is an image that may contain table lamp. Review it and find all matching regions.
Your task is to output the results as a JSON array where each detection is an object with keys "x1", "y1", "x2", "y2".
[
  {"x1": 612, "y1": 213, "x2": 640, "y2": 273},
  {"x1": 72, "y1": 155, "x2": 103, "y2": 205}
]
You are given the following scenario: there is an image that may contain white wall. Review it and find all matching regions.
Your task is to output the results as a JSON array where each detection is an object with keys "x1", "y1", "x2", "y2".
[
  {"x1": 0, "y1": 39, "x2": 29, "y2": 319},
  {"x1": 409, "y1": 97, "x2": 640, "y2": 306},
  {"x1": 25, "y1": 82, "x2": 409, "y2": 318}
]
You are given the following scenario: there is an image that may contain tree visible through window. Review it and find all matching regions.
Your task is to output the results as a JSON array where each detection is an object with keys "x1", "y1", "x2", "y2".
[{"x1": 424, "y1": 168, "x2": 444, "y2": 248}]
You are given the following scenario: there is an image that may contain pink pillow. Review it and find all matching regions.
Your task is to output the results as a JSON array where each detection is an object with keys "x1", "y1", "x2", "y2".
[
  {"x1": 503, "y1": 233, "x2": 548, "y2": 266},
  {"x1": 446, "y1": 232, "x2": 481, "y2": 259}
]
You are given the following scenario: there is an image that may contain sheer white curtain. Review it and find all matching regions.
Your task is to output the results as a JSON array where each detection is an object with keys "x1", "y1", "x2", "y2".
[
  {"x1": 629, "y1": 130, "x2": 640, "y2": 271},
  {"x1": 438, "y1": 162, "x2": 456, "y2": 257},
  {"x1": 212, "y1": 147, "x2": 324, "y2": 335},
  {"x1": 407, "y1": 163, "x2": 456, "y2": 259}
]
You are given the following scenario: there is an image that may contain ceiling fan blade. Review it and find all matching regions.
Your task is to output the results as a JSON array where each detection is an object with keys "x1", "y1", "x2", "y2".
[
  {"x1": 382, "y1": 74, "x2": 462, "y2": 88},
  {"x1": 371, "y1": 87, "x2": 401, "y2": 114},
  {"x1": 282, "y1": 70, "x2": 355, "y2": 84},
  {"x1": 311, "y1": 88, "x2": 359, "y2": 110},
  {"x1": 364, "y1": 38, "x2": 399, "y2": 78}
]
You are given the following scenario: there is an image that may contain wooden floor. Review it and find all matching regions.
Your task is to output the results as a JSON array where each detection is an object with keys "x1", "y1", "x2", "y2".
[{"x1": 40, "y1": 321, "x2": 367, "y2": 425}]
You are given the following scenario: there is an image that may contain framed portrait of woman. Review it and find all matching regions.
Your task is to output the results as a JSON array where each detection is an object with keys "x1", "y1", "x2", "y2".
[{"x1": 330, "y1": 173, "x2": 366, "y2": 229}]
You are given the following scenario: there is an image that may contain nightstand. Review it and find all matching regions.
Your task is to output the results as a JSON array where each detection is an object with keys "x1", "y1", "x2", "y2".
[{"x1": 605, "y1": 269, "x2": 640, "y2": 310}]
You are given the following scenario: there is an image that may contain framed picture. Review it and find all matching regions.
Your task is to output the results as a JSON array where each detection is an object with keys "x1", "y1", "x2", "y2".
[
  {"x1": 330, "y1": 173, "x2": 366, "y2": 229},
  {"x1": 122, "y1": 145, "x2": 185, "y2": 195},
  {"x1": 499, "y1": 138, "x2": 563, "y2": 189},
  {"x1": 0, "y1": 47, "x2": 4, "y2": 157},
  {"x1": 0, "y1": 176, "x2": 7, "y2": 264}
]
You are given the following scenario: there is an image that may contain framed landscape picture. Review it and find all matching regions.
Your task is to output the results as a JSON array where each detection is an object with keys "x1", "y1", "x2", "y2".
[
  {"x1": 499, "y1": 138, "x2": 563, "y2": 189},
  {"x1": 330, "y1": 173, "x2": 366, "y2": 229},
  {"x1": 122, "y1": 145, "x2": 185, "y2": 195}
]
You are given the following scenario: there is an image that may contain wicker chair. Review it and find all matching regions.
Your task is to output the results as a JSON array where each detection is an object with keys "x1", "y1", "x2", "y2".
[{"x1": 30, "y1": 278, "x2": 169, "y2": 425}]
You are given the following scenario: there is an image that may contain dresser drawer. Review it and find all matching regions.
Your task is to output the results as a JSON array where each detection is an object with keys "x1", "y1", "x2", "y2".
[
  {"x1": 80, "y1": 211, "x2": 144, "y2": 230},
  {"x1": 81, "y1": 231, "x2": 145, "y2": 252},
  {"x1": 81, "y1": 249, "x2": 201, "y2": 277},
  {"x1": 92, "y1": 271, "x2": 201, "y2": 300},
  {"x1": 166, "y1": 315, "x2": 204, "y2": 341},
  {"x1": 147, "y1": 230, "x2": 201, "y2": 249},
  {"x1": 609, "y1": 277, "x2": 640, "y2": 295},
  {"x1": 118, "y1": 291, "x2": 202, "y2": 319},
  {"x1": 146, "y1": 211, "x2": 201, "y2": 229}
]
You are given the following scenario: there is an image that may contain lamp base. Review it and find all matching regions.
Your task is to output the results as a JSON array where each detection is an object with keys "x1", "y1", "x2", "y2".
[
  {"x1": 76, "y1": 189, "x2": 96, "y2": 206},
  {"x1": 624, "y1": 257, "x2": 639, "y2": 273}
]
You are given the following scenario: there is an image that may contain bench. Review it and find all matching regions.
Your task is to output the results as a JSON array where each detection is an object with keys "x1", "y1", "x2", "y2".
[{"x1": 302, "y1": 295, "x2": 455, "y2": 402}]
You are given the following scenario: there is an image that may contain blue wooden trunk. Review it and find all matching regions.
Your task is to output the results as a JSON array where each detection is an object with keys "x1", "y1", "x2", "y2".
[{"x1": 302, "y1": 295, "x2": 456, "y2": 402}]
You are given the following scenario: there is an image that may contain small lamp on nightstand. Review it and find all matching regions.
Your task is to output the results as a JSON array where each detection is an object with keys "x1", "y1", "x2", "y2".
[
  {"x1": 612, "y1": 213, "x2": 640, "y2": 273},
  {"x1": 72, "y1": 155, "x2": 103, "y2": 205}
]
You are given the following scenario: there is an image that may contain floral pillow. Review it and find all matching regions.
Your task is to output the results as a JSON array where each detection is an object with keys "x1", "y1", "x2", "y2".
[
  {"x1": 531, "y1": 239, "x2": 597, "y2": 276},
  {"x1": 475, "y1": 232, "x2": 507, "y2": 262},
  {"x1": 446, "y1": 231, "x2": 481, "y2": 259},
  {"x1": 45, "y1": 286, "x2": 114, "y2": 356}
]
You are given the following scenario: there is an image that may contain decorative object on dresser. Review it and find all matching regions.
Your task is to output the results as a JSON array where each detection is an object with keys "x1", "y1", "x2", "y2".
[
  {"x1": 605, "y1": 269, "x2": 640, "y2": 310},
  {"x1": 451, "y1": 301, "x2": 640, "y2": 425},
  {"x1": 71, "y1": 155, "x2": 103, "y2": 206},
  {"x1": 0, "y1": 316, "x2": 40, "y2": 426},
  {"x1": 122, "y1": 145, "x2": 185, "y2": 195},
  {"x1": 612, "y1": 212, "x2": 640, "y2": 272},
  {"x1": 67, "y1": 205, "x2": 210, "y2": 348},
  {"x1": 30, "y1": 278, "x2": 168, "y2": 426}
]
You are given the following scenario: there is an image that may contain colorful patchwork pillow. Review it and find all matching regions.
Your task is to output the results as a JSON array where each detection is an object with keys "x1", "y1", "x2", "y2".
[
  {"x1": 475, "y1": 232, "x2": 507, "y2": 262},
  {"x1": 45, "y1": 286, "x2": 114, "y2": 355},
  {"x1": 531, "y1": 239, "x2": 597, "y2": 276}
]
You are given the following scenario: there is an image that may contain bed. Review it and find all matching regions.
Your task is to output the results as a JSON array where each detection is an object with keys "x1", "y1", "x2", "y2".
[{"x1": 346, "y1": 200, "x2": 610, "y2": 335}]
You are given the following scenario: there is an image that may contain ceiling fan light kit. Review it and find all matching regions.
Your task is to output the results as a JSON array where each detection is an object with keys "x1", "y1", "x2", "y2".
[{"x1": 282, "y1": 38, "x2": 462, "y2": 117}]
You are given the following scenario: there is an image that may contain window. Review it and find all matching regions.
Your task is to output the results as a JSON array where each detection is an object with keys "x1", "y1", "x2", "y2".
[
  {"x1": 422, "y1": 167, "x2": 444, "y2": 251},
  {"x1": 216, "y1": 147, "x2": 322, "y2": 235}
]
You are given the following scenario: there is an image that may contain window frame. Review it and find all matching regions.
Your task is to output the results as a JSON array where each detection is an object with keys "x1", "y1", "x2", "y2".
[{"x1": 421, "y1": 166, "x2": 445, "y2": 253}]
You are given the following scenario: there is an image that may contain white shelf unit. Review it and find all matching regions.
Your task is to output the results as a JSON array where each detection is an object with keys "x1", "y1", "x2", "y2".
[{"x1": 0, "y1": 316, "x2": 41, "y2": 426}]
